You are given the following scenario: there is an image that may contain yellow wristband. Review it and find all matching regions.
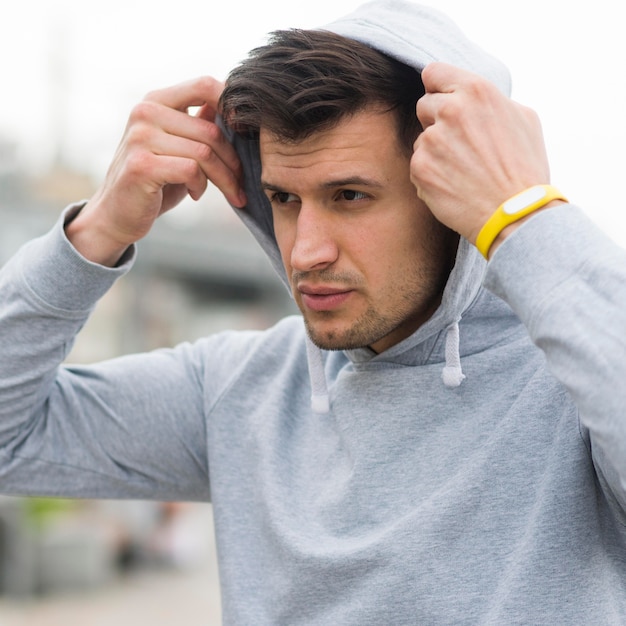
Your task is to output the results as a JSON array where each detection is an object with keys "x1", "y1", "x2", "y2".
[{"x1": 475, "y1": 184, "x2": 568, "y2": 259}]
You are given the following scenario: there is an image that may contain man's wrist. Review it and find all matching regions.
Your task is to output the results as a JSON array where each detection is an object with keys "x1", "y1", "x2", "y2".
[
  {"x1": 64, "y1": 201, "x2": 131, "y2": 268},
  {"x1": 487, "y1": 199, "x2": 566, "y2": 259},
  {"x1": 475, "y1": 185, "x2": 569, "y2": 260}
]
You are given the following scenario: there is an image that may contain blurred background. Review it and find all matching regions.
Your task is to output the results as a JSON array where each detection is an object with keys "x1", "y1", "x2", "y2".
[{"x1": 1, "y1": 0, "x2": 625, "y2": 623}]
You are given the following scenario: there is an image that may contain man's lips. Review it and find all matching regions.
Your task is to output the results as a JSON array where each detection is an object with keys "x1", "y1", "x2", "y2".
[{"x1": 297, "y1": 284, "x2": 354, "y2": 312}]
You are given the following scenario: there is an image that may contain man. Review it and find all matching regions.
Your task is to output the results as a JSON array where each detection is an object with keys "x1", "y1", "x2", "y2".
[{"x1": 1, "y1": 0, "x2": 626, "y2": 623}]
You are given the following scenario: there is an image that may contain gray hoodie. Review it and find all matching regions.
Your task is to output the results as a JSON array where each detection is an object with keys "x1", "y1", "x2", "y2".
[{"x1": 2, "y1": 1, "x2": 626, "y2": 624}]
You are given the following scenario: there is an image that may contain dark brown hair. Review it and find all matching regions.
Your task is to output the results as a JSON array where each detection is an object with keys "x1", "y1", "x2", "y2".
[{"x1": 221, "y1": 29, "x2": 424, "y2": 153}]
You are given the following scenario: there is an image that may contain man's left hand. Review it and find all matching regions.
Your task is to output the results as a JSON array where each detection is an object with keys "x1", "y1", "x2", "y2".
[{"x1": 411, "y1": 62, "x2": 552, "y2": 247}]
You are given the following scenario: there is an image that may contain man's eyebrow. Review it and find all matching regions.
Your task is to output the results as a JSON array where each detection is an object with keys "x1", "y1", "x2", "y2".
[
  {"x1": 260, "y1": 181, "x2": 284, "y2": 192},
  {"x1": 321, "y1": 176, "x2": 384, "y2": 189},
  {"x1": 260, "y1": 176, "x2": 383, "y2": 192}
]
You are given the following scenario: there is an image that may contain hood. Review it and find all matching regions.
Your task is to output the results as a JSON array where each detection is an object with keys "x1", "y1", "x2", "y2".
[{"x1": 222, "y1": 0, "x2": 512, "y2": 411}]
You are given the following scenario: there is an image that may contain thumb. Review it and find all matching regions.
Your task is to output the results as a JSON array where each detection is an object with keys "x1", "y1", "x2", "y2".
[{"x1": 421, "y1": 62, "x2": 474, "y2": 94}]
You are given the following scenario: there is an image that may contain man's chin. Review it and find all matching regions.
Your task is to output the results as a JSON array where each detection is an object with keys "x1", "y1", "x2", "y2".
[
  {"x1": 306, "y1": 334, "x2": 354, "y2": 352},
  {"x1": 303, "y1": 319, "x2": 374, "y2": 352}
]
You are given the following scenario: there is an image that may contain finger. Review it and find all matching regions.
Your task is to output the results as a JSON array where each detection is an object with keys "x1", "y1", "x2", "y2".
[
  {"x1": 421, "y1": 61, "x2": 477, "y2": 94},
  {"x1": 415, "y1": 92, "x2": 449, "y2": 129},
  {"x1": 133, "y1": 101, "x2": 244, "y2": 197},
  {"x1": 149, "y1": 132, "x2": 245, "y2": 207},
  {"x1": 119, "y1": 150, "x2": 208, "y2": 206},
  {"x1": 196, "y1": 102, "x2": 218, "y2": 123},
  {"x1": 163, "y1": 164, "x2": 208, "y2": 206},
  {"x1": 165, "y1": 110, "x2": 243, "y2": 184},
  {"x1": 415, "y1": 93, "x2": 459, "y2": 130},
  {"x1": 145, "y1": 76, "x2": 225, "y2": 113},
  {"x1": 136, "y1": 78, "x2": 243, "y2": 186},
  {"x1": 159, "y1": 157, "x2": 208, "y2": 207}
]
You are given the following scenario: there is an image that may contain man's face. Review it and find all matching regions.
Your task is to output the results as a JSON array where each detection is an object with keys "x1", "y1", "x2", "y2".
[{"x1": 260, "y1": 108, "x2": 456, "y2": 353}]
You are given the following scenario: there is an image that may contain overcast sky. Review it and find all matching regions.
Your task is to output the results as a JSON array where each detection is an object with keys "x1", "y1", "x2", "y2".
[{"x1": 1, "y1": 0, "x2": 624, "y2": 243}]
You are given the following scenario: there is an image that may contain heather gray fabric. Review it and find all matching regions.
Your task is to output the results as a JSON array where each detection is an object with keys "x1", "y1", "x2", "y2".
[{"x1": 2, "y1": 1, "x2": 626, "y2": 623}]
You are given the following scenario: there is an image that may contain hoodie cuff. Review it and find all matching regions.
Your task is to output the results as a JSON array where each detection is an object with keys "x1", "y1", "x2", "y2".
[
  {"x1": 483, "y1": 205, "x2": 615, "y2": 328},
  {"x1": 17, "y1": 203, "x2": 136, "y2": 314}
]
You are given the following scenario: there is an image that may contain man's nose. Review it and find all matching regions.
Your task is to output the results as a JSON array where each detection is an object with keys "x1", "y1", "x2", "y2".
[{"x1": 290, "y1": 204, "x2": 339, "y2": 273}]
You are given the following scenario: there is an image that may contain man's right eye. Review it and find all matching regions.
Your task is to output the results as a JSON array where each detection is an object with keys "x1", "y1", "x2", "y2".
[{"x1": 271, "y1": 192, "x2": 297, "y2": 204}]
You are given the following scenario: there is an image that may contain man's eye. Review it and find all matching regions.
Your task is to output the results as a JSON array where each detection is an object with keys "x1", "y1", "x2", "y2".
[
  {"x1": 339, "y1": 190, "x2": 368, "y2": 201},
  {"x1": 271, "y1": 192, "x2": 297, "y2": 204}
]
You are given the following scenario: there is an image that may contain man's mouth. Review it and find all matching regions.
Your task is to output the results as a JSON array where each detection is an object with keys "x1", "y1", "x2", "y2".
[{"x1": 297, "y1": 284, "x2": 354, "y2": 312}]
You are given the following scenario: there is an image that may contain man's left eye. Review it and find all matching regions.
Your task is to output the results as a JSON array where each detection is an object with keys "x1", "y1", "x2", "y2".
[{"x1": 340, "y1": 190, "x2": 368, "y2": 201}]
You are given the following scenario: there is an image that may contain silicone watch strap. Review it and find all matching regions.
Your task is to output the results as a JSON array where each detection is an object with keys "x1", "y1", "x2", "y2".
[{"x1": 475, "y1": 184, "x2": 568, "y2": 259}]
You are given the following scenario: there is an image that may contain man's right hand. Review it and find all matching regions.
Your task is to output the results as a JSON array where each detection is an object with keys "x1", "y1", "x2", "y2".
[{"x1": 65, "y1": 77, "x2": 246, "y2": 267}]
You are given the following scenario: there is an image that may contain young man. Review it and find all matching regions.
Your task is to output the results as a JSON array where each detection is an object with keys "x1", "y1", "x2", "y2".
[{"x1": 2, "y1": 1, "x2": 626, "y2": 623}]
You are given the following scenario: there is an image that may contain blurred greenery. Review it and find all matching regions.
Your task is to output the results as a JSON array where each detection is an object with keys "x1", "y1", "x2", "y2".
[{"x1": 21, "y1": 497, "x2": 78, "y2": 531}]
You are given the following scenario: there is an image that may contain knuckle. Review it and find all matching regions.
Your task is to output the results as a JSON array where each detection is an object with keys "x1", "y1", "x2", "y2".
[
  {"x1": 181, "y1": 158, "x2": 202, "y2": 180},
  {"x1": 194, "y1": 119, "x2": 222, "y2": 148},
  {"x1": 465, "y1": 77, "x2": 486, "y2": 98},
  {"x1": 204, "y1": 120, "x2": 222, "y2": 143},
  {"x1": 415, "y1": 97, "x2": 427, "y2": 118},
  {"x1": 464, "y1": 77, "x2": 499, "y2": 112},
  {"x1": 129, "y1": 100, "x2": 157, "y2": 124},
  {"x1": 521, "y1": 104, "x2": 541, "y2": 127},
  {"x1": 410, "y1": 146, "x2": 428, "y2": 178},
  {"x1": 195, "y1": 75, "x2": 222, "y2": 95},
  {"x1": 143, "y1": 86, "x2": 165, "y2": 103},
  {"x1": 195, "y1": 142, "x2": 214, "y2": 163},
  {"x1": 438, "y1": 97, "x2": 462, "y2": 121},
  {"x1": 125, "y1": 121, "x2": 153, "y2": 149},
  {"x1": 412, "y1": 136, "x2": 438, "y2": 174},
  {"x1": 197, "y1": 75, "x2": 219, "y2": 90},
  {"x1": 420, "y1": 63, "x2": 433, "y2": 82},
  {"x1": 124, "y1": 150, "x2": 153, "y2": 178},
  {"x1": 420, "y1": 62, "x2": 439, "y2": 85}
]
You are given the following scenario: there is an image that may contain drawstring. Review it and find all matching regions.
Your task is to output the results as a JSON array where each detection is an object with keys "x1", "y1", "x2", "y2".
[
  {"x1": 442, "y1": 320, "x2": 465, "y2": 388},
  {"x1": 305, "y1": 333, "x2": 330, "y2": 413},
  {"x1": 304, "y1": 320, "x2": 465, "y2": 410}
]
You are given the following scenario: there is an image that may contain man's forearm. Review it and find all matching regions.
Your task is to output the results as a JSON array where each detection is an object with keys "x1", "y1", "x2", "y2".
[
  {"x1": 0, "y1": 205, "x2": 132, "y2": 445},
  {"x1": 485, "y1": 205, "x2": 626, "y2": 509}
]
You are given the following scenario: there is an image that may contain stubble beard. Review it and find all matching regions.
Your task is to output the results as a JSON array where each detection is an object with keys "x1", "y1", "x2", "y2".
[
  {"x1": 303, "y1": 304, "x2": 393, "y2": 351},
  {"x1": 297, "y1": 266, "x2": 447, "y2": 352},
  {"x1": 296, "y1": 227, "x2": 457, "y2": 353},
  {"x1": 291, "y1": 268, "x2": 377, "y2": 351}
]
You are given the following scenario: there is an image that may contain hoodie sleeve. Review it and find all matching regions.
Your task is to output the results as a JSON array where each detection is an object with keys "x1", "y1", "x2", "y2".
[
  {"x1": 484, "y1": 205, "x2": 626, "y2": 514},
  {"x1": 0, "y1": 206, "x2": 210, "y2": 501}
]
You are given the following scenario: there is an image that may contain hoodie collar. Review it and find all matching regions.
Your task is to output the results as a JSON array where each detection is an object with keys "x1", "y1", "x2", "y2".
[{"x1": 345, "y1": 236, "x2": 485, "y2": 366}]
